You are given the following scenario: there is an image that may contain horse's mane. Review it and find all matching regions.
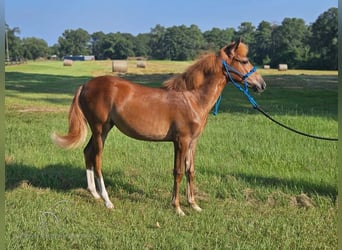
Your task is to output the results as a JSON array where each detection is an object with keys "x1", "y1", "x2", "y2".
[
  {"x1": 162, "y1": 42, "x2": 249, "y2": 91},
  {"x1": 162, "y1": 53, "x2": 221, "y2": 91}
]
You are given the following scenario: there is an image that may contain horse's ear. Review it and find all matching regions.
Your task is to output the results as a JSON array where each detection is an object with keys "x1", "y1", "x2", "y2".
[
  {"x1": 223, "y1": 45, "x2": 233, "y2": 58},
  {"x1": 223, "y1": 38, "x2": 240, "y2": 58},
  {"x1": 234, "y1": 37, "x2": 241, "y2": 51}
]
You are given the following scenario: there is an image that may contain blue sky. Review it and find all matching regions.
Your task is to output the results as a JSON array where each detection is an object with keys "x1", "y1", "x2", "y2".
[{"x1": 5, "y1": 0, "x2": 337, "y2": 46}]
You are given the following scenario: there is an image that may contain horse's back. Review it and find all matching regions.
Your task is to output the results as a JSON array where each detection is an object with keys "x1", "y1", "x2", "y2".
[
  {"x1": 82, "y1": 75, "x2": 166, "y2": 99},
  {"x1": 83, "y1": 75, "x2": 133, "y2": 95}
]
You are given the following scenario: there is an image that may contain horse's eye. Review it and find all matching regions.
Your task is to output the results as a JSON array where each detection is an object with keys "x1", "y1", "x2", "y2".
[{"x1": 234, "y1": 57, "x2": 249, "y2": 64}]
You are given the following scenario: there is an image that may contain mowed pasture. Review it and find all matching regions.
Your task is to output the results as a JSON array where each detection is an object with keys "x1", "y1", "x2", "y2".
[{"x1": 5, "y1": 60, "x2": 337, "y2": 249}]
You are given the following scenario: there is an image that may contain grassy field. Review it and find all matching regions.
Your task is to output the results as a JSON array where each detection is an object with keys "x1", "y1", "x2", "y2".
[{"x1": 5, "y1": 60, "x2": 338, "y2": 249}]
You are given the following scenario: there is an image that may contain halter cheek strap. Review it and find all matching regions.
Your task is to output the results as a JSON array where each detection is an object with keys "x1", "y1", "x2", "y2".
[
  {"x1": 222, "y1": 60, "x2": 256, "y2": 91},
  {"x1": 212, "y1": 60, "x2": 257, "y2": 116}
]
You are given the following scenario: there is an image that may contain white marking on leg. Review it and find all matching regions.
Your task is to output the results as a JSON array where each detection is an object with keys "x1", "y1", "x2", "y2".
[
  {"x1": 186, "y1": 182, "x2": 192, "y2": 203},
  {"x1": 191, "y1": 203, "x2": 202, "y2": 212},
  {"x1": 175, "y1": 207, "x2": 186, "y2": 216},
  {"x1": 186, "y1": 182, "x2": 202, "y2": 212},
  {"x1": 86, "y1": 168, "x2": 100, "y2": 199},
  {"x1": 96, "y1": 176, "x2": 114, "y2": 209}
]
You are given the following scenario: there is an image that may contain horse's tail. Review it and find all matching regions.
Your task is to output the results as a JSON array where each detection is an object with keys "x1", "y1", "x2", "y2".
[{"x1": 51, "y1": 85, "x2": 88, "y2": 149}]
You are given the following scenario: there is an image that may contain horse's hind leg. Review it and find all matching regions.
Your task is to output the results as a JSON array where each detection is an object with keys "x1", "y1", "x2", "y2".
[
  {"x1": 84, "y1": 139, "x2": 101, "y2": 199},
  {"x1": 84, "y1": 121, "x2": 114, "y2": 208}
]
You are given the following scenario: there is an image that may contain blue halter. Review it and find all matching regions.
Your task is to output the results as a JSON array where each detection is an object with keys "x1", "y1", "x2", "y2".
[{"x1": 212, "y1": 60, "x2": 258, "y2": 115}]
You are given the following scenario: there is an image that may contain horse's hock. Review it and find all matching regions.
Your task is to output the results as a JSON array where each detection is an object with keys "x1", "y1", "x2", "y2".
[{"x1": 112, "y1": 60, "x2": 128, "y2": 73}]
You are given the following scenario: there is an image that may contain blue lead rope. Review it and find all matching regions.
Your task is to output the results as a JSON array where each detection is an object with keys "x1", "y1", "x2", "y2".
[
  {"x1": 212, "y1": 94, "x2": 222, "y2": 116},
  {"x1": 212, "y1": 61, "x2": 338, "y2": 141},
  {"x1": 212, "y1": 60, "x2": 258, "y2": 115}
]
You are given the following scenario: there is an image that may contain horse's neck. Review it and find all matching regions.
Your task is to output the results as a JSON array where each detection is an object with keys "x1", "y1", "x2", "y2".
[{"x1": 194, "y1": 74, "x2": 227, "y2": 114}]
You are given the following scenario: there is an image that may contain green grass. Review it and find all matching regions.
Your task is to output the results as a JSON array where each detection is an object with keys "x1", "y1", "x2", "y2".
[{"x1": 5, "y1": 61, "x2": 337, "y2": 249}]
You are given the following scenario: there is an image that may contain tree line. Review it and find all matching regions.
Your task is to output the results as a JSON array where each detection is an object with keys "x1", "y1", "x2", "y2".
[{"x1": 6, "y1": 7, "x2": 337, "y2": 70}]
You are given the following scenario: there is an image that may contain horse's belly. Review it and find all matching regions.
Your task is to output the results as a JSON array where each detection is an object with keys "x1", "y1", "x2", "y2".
[
  {"x1": 109, "y1": 86, "x2": 182, "y2": 141},
  {"x1": 113, "y1": 113, "x2": 173, "y2": 141}
]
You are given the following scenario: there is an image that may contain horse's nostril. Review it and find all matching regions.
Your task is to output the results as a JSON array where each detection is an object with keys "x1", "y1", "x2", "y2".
[{"x1": 262, "y1": 82, "x2": 266, "y2": 90}]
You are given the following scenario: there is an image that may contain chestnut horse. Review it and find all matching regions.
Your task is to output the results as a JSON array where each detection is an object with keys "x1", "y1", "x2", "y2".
[{"x1": 52, "y1": 39, "x2": 266, "y2": 215}]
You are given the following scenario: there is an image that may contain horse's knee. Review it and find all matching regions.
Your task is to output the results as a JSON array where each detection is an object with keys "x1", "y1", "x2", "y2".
[{"x1": 173, "y1": 168, "x2": 183, "y2": 181}]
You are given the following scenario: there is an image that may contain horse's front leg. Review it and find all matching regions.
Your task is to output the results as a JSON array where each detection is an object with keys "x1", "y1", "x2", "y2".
[
  {"x1": 185, "y1": 141, "x2": 202, "y2": 212},
  {"x1": 172, "y1": 140, "x2": 187, "y2": 216}
]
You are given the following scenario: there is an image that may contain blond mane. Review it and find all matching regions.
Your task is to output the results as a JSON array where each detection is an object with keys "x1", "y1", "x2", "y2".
[{"x1": 162, "y1": 53, "x2": 221, "y2": 91}]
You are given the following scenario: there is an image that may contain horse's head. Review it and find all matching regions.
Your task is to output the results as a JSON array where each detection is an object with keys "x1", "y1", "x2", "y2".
[{"x1": 221, "y1": 38, "x2": 266, "y2": 93}]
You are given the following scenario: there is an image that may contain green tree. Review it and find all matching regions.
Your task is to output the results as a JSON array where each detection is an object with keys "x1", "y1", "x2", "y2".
[
  {"x1": 234, "y1": 22, "x2": 256, "y2": 59},
  {"x1": 22, "y1": 37, "x2": 49, "y2": 60},
  {"x1": 149, "y1": 24, "x2": 204, "y2": 60},
  {"x1": 102, "y1": 33, "x2": 119, "y2": 59},
  {"x1": 149, "y1": 24, "x2": 167, "y2": 59},
  {"x1": 5, "y1": 24, "x2": 23, "y2": 60},
  {"x1": 91, "y1": 32, "x2": 135, "y2": 60},
  {"x1": 253, "y1": 21, "x2": 273, "y2": 65},
  {"x1": 91, "y1": 31, "x2": 106, "y2": 59},
  {"x1": 187, "y1": 24, "x2": 205, "y2": 58},
  {"x1": 203, "y1": 27, "x2": 234, "y2": 51},
  {"x1": 271, "y1": 18, "x2": 310, "y2": 68},
  {"x1": 58, "y1": 28, "x2": 91, "y2": 56},
  {"x1": 133, "y1": 33, "x2": 151, "y2": 57},
  {"x1": 112, "y1": 33, "x2": 135, "y2": 59},
  {"x1": 49, "y1": 44, "x2": 60, "y2": 57},
  {"x1": 234, "y1": 22, "x2": 255, "y2": 45},
  {"x1": 158, "y1": 24, "x2": 204, "y2": 60},
  {"x1": 309, "y1": 7, "x2": 337, "y2": 69}
]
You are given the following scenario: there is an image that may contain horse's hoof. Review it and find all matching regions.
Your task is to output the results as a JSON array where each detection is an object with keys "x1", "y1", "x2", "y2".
[
  {"x1": 191, "y1": 204, "x2": 202, "y2": 212},
  {"x1": 105, "y1": 201, "x2": 114, "y2": 209},
  {"x1": 175, "y1": 207, "x2": 186, "y2": 216}
]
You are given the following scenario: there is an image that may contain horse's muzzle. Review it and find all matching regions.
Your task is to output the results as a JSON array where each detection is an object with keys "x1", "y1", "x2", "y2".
[{"x1": 252, "y1": 80, "x2": 266, "y2": 93}]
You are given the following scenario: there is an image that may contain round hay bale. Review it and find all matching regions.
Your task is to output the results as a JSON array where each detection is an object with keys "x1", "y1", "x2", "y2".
[
  {"x1": 63, "y1": 59, "x2": 73, "y2": 66},
  {"x1": 263, "y1": 65, "x2": 270, "y2": 69},
  {"x1": 112, "y1": 60, "x2": 128, "y2": 73},
  {"x1": 136, "y1": 61, "x2": 147, "y2": 68},
  {"x1": 278, "y1": 64, "x2": 288, "y2": 71}
]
